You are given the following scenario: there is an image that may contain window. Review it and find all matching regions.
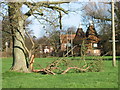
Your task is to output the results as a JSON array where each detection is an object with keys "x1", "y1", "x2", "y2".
[{"x1": 93, "y1": 43, "x2": 97, "y2": 47}]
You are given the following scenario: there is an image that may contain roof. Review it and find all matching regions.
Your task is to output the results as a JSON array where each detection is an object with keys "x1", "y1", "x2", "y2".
[{"x1": 60, "y1": 34, "x2": 76, "y2": 43}]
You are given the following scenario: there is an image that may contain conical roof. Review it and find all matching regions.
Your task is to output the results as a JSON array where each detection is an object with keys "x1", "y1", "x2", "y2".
[
  {"x1": 73, "y1": 27, "x2": 86, "y2": 45},
  {"x1": 86, "y1": 25, "x2": 100, "y2": 43}
]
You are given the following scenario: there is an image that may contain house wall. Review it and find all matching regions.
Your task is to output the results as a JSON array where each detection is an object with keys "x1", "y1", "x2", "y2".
[{"x1": 60, "y1": 34, "x2": 76, "y2": 51}]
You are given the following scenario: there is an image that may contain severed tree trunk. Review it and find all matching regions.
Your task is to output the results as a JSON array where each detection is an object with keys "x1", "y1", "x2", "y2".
[{"x1": 8, "y1": 2, "x2": 30, "y2": 72}]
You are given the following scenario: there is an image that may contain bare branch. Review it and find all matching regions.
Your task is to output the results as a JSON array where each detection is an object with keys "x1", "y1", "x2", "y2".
[
  {"x1": 24, "y1": 1, "x2": 70, "y2": 6},
  {"x1": 57, "y1": 10, "x2": 62, "y2": 29},
  {"x1": 42, "y1": 5, "x2": 68, "y2": 14},
  {"x1": 25, "y1": 31, "x2": 35, "y2": 50},
  {"x1": 24, "y1": 1, "x2": 68, "y2": 18},
  {"x1": 94, "y1": 17, "x2": 112, "y2": 21}
]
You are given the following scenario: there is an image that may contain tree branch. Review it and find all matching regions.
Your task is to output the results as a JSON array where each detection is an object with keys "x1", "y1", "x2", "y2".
[
  {"x1": 42, "y1": 5, "x2": 68, "y2": 14},
  {"x1": 24, "y1": 1, "x2": 69, "y2": 6},
  {"x1": 24, "y1": 1, "x2": 68, "y2": 17},
  {"x1": 94, "y1": 17, "x2": 112, "y2": 21}
]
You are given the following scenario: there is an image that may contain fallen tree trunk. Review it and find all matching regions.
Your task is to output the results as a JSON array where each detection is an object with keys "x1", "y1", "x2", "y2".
[
  {"x1": 29, "y1": 54, "x2": 94, "y2": 75},
  {"x1": 61, "y1": 65, "x2": 91, "y2": 74},
  {"x1": 29, "y1": 46, "x2": 103, "y2": 75},
  {"x1": 29, "y1": 55, "x2": 57, "y2": 75}
]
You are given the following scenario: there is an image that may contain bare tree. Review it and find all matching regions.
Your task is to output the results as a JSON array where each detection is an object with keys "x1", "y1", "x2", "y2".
[
  {"x1": 6, "y1": 1, "x2": 69, "y2": 72},
  {"x1": 82, "y1": 2, "x2": 120, "y2": 56}
]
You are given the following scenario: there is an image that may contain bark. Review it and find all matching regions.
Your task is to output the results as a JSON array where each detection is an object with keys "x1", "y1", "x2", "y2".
[
  {"x1": 7, "y1": 2, "x2": 69, "y2": 73},
  {"x1": 8, "y1": 2, "x2": 30, "y2": 72}
]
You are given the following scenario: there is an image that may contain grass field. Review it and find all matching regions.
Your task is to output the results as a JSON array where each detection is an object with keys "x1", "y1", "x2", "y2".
[{"x1": 2, "y1": 56, "x2": 119, "y2": 88}]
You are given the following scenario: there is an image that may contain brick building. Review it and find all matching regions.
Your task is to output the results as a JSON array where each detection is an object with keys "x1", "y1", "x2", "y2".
[
  {"x1": 85, "y1": 23, "x2": 101, "y2": 56},
  {"x1": 60, "y1": 22, "x2": 101, "y2": 56},
  {"x1": 60, "y1": 34, "x2": 76, "y2": 51}
]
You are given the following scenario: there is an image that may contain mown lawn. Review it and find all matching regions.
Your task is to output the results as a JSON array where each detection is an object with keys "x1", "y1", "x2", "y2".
[{"x1": 2, "y1": 56, "x2": 119, "y2": 88}]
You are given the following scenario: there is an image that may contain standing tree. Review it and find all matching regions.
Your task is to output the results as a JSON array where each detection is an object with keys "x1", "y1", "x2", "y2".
[
  {"x1": 2, "y1": 16, "x2": 12, "y2": 52},
  {"x1": 7, "y1": 1, "x2": 69, "y2": 72},
  {"x1": 82, "y1": 2, "x2": 120, "y2": 55}
]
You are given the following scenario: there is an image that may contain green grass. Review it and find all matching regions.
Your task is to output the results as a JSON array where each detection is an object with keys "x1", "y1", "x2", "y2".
[{"x1": 2, "y1": 56, "x2": 119, "y2": 88}]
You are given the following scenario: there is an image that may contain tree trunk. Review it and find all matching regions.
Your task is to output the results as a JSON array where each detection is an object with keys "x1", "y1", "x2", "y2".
[{"x1": 8, "y1": 2, "x2": 30, "y2": 72}]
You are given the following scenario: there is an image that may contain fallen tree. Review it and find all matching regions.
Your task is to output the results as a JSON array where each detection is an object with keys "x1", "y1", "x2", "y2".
[{"x1": 29, "y1": 47, "x2": 103, "y2": 75}]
